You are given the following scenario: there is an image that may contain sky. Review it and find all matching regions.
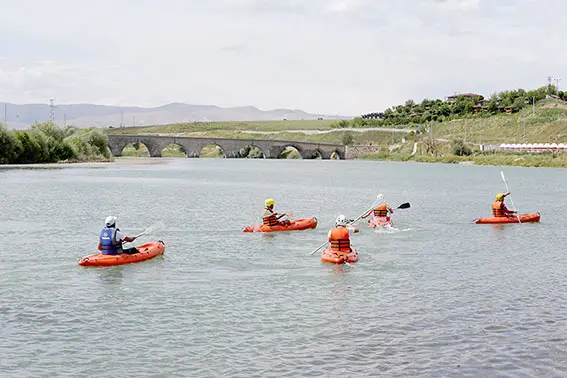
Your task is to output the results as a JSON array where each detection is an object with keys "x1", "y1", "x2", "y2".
[{"x1": 0, "y1": 0, "x2": 565, "y2": 116}]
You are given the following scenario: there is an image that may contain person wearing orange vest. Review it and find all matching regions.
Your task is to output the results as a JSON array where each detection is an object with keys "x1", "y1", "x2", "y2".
[
  {"x1": 328, "y1": 215, "x2": 359, "y2": 252},
  {"x1": 492, "y1": 192, "x2": 517, "y2": 217},
  {"x1": 362, "y1": 202, "x2": 394, "y2": 223},
  {"x1": 262, "y1": 198, "x2": 291, "y2": 226}
]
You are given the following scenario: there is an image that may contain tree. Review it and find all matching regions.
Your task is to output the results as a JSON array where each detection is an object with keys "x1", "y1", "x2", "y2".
[
  {"x1": 452, "y1": 138, "x2": 472, "y2": 156},
  {"x1": 13, "y1": 131, "x2": 43, "y2": 163},
  {"x1": 0, "y1": 124, "x2": 17, "y2": 164},
  {"x1": 342, "y1": 132, "x2": 354, "y2": 145},
  {"x1": 423, "y1": 137, "x2": 439, "y2": 156}
]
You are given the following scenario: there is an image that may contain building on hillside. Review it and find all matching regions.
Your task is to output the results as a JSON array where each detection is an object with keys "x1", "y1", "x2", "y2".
[
  {"x1": 361, "y1": 112, "x2": 385, "y2": 120},
  {"x1": 446, "y1": 93, "x2": 484, "y2": 102}
]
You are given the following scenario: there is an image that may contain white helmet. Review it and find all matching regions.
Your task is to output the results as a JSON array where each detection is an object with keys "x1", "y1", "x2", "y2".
[
  {"x1": 105, "y1": 216, "x2": 117, "y2": 227},
  {"x1": 335, "y1": 214, "x2": 347, "y2": 226}
]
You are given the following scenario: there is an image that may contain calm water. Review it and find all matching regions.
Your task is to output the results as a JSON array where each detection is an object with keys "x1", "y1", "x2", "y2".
[{"x1": 1, "y1": 158, "x2": 566, "y2": 377}]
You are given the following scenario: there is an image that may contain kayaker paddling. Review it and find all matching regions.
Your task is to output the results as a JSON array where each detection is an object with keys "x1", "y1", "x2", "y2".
[
  {"x1": 362, "y1": 201, "x2": 394, "y2": 226},
  {"x1": 262, "y1": 198, "x2": 292, "y2": 227},
  {"x1": 328, "y1": 215, "x2": 359, "y2": 253},
  {"x1": 98, "y1": 216, "x2": 139, "y2": 255},
  {"x1": 492, "y1": 192, "x2": 517, "y2": 217}
]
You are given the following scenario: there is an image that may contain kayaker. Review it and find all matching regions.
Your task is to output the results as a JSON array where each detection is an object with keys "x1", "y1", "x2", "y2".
[
  {"x1": 98, "y1": 216, "x2": 139, "y2": 255},
  {"x1": 492, "y1": 192, "x2": 517, "y2": 217},
  {"x1": 362, "y1": 202, "x2": 393, "y2": 223},
  {"x1": 262, "y1": 198, "x2": 291, "y2": 227},
  {"x1": 328, "y1": 215, "x2": 359, "y2": 252}
]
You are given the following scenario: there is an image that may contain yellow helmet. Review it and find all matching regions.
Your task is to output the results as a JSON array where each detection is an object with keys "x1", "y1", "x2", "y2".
[
  {"x1": 265, "y1": 198, "x2": 275, "y2": 207},
  {"x1": 496, "y1": 193, "x2": 504, "y2": 201}
]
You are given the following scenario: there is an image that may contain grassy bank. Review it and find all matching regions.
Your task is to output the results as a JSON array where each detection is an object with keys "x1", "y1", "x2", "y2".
[
  {"x1": 422, "y1": 101, "x2": 567, "y2": 145},
  {"x1": 361, "y1": 150, "x2": 567, "y2": 168},
  {"x1": 105, "y1": 99, "x2": 567, "y2": 168},
  {"x1": 105, "y1": 99, "x2": 566, "y2": 145},
  {"x1": 107, "y1": 119, "x2": 337, "y2": 134}
]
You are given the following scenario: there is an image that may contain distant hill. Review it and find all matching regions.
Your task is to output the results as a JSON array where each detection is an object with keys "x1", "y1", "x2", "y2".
[{"x1": 0, "y1": 102, "x2": 350, "y2": 130}]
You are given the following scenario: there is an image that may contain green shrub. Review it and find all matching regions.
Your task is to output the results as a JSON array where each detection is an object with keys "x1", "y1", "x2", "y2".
[
  {"x1": 0, "y1": 124, "x2": 17, "y2": 164},
  {"x1": 451, "y1": 138, "x2": 472, "y2": 156},
  {"x1": 341, "y1": 132, "x2": 354, "y2": 145}
]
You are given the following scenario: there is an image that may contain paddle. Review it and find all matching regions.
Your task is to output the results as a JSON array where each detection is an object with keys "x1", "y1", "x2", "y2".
[
  {"x1": 131, "y1": 220, "x2": 165, "y2": 240},
  {"x1": 500, "y1": 171, "x2": 521, "y2": 223},
  {"x1": 309, "y1": 194, "x2": 383, "y2": 256},
  {"x1": 346, "y1": 202, "x2": 410, "y2": 222},
  {"x1": 349, "y1": 194, "x2": 384, "y2": 226},
  {"x1": 281, "y1": 210, "x2": 294, "y2": 220}
]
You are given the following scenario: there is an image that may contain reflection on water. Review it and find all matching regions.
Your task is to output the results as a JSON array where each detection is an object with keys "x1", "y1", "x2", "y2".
[{"x1": 95, "y1": 266, "x2": 124, "y2": 285}]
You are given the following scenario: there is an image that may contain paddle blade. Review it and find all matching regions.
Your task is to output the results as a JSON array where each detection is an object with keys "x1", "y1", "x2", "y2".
[{"x1": 397, "y1": 202, "x2": 411, "y2": 209}]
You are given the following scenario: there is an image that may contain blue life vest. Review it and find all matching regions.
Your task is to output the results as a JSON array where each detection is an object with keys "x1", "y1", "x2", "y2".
[{"x1": 99, "y1": 227, "x2": 122, "y2": 255}]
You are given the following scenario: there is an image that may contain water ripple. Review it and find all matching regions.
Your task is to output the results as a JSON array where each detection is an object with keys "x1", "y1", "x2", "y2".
[{"x1": 1, "y1": 160, "x2": 567, "y2": 377}]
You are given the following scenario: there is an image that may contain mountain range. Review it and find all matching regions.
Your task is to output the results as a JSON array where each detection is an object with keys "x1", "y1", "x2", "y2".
[{"x1": 1, "y1": 102, "x2": 349, "y2": 130}]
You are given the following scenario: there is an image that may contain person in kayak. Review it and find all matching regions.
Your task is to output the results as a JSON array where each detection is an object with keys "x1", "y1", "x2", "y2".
[
  {"x1": 328, "y1": 215, "x2": 359, "y2": 252},
  {"x1": 262, "y1": 198, "x2": 292, "y2": 227},
  {"x1": 362, "y1": 201, "x2": 394, "y2": 223},
  {"x1": 98, "y1": 216, "x2": 139, "y2": 255},
  {"x1": 492, "y1": 192, "x2": 517, "y2": 217}
]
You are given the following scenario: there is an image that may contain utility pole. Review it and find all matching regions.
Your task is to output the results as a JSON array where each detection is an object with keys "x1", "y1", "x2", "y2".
[
  {"x1": 555, "y1": 78, "x2": 561, "y2": 93},
  {"x1": 547, "y1": 76, "x2": 553, "y2": 93},
  {"x1": 532, "y1": 97, "x2": 535, "y2": 115},
  {"x1": 49, "y1": 98, "x2": 55, "y2": 122},
  {"x1": 133, "y1": 116, "x2": 136, "y2": 127},
  {"x1": 120, "y1": 109, "x2": 124, "y2": 128},
  {"x1": 523, "y1": 116, "x2": 526, "y2": 144}
]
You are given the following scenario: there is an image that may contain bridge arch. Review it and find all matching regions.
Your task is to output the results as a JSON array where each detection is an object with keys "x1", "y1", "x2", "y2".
[
  {"x1": 329, "y1": 150, "x2": 344, "y2": 160},
  {"x1": 162, "y1": 143, "x2": 188, "y2": 158},
  {"x1": 199, "y1": 144, "x2": 226, "y2": 158},
  {"x1": 119, "y1": 142, "x2": 150, "y2": 157},
  {"x1": 238, "y1": 144, "x2": 266, "y2": 158},
  {"x1": 310, "y1": 149, "x2": 324, "y2": 159},
  {"x1": 280, "y1": 145, "x2": 303, "y2": 159},
  {"x1": 107, "y1": 135, "x2": 345, "y2": 159}
]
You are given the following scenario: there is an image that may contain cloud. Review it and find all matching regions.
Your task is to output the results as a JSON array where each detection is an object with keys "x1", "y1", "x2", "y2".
[{"x1": 0, "y1": 0, "x2": 565, "y2": 115}]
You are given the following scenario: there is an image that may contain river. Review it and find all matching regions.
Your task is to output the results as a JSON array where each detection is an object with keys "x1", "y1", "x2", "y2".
[{"x1": 1, "y1": 158, "x2": 566, "y2": 377}]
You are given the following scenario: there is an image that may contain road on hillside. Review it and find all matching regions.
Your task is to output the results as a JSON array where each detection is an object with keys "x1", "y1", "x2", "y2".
[{"x1": 239, "y1": 127, "x2": 414, "y2": 135}]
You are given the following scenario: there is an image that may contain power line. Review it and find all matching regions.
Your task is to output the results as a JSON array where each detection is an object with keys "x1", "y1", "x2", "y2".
[{"x1": 49, "y1": 98, "x2": 55, "y2": 122}]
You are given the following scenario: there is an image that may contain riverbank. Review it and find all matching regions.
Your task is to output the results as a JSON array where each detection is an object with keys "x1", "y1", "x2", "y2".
[{"x1": 361, "y1": 150, "x2": 567, "y2": 168}]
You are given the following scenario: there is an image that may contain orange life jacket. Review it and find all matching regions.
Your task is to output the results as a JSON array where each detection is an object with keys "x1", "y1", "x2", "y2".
[
  {"x1": 329, "y1": 227, "x2": 351, "y2": 252},
  {"x1": 373, "y1": 203, "x2": 389, "y2": 217},
  {"x1": 262, "y1": 208, "x2": 279, "y2": 226},
  {"x1": 492, "y1": 201, "x2": 505, "y2": 217}
]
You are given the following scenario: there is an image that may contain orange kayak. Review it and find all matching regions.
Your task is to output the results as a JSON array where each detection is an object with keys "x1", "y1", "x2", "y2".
[
  {"x1": 242, "y1": 217, "x2": 318, "y2": 232},
  {"x1": 368, "y1": 216, "x2": 393, "y2": 228},
  {"x1": 474, "y1": 212, "x2": 541, "y2": 224},
  {"x1": 78, "y1": 241, "x2": 165, "y2": 267},
  {"x1": 321, "y1": 246, "x2": 358, "y2": 264}
]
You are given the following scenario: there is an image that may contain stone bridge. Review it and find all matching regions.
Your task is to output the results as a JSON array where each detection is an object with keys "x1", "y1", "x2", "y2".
[{"x1": 108, "y1": 134, "x2": 346, "y2": 159}]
